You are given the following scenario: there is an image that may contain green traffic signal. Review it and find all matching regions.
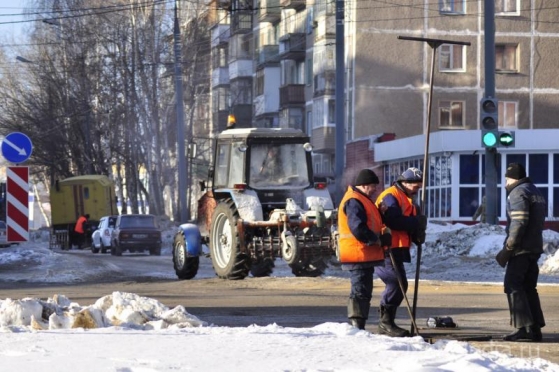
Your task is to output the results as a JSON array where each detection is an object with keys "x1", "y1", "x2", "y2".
[
  {"x1": 482, "y1": 131, "x2": 498, "y2": 147},
  {"x1": 499, "y1": 131, "x2": 515, "y2": 147}
]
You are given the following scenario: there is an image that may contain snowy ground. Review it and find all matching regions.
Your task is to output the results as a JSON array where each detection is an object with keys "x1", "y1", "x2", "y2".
[{"x1": 1, "y1": 222, "x2": 559, "y2": 371}]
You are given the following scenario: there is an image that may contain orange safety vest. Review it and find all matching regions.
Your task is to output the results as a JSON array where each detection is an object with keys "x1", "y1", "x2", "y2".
[
  {"x1": 75, "y1": 216, "x2": 87, "y2": 234},
  {"x1": 375, "y1": 185, "x2": 417, "y2": 249},
  {"x1": 338, "y1": 186, "x2": 384, "y2": 263}
]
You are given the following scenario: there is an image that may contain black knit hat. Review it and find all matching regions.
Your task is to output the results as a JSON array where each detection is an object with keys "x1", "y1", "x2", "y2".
[
  {"x1": 505, "y1": 163, "x2": 526, "y2": 180},
  {"x1": 355, "y1": 169, "x2": 379, "y2": 186},
  {"x1": 397, "y1": 167, "x2": 423, "y2": 183}
]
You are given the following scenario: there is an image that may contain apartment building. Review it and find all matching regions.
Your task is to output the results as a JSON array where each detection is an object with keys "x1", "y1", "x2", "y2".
[
  {"x1": 207, "y1": 0, "x2": 336, "y2": 177},
  {"x1": 347, "y1": 0, "x2": 559, "y2": 227},
  {"x1": 208, "y1": 0, "x2": 559, "y2": 227}
]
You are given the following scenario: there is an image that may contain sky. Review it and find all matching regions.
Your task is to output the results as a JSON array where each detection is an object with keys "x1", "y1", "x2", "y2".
[
  {"x1": 1, "y1": 223, "x2": 559, "y2": 371},
  {"x1": 0, "y1": 1, "x2": 28, "y2": 40}
]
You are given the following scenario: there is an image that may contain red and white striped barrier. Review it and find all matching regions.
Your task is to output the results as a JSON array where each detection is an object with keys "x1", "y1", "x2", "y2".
[{"x1": 7, "y1": 166, "x2": 29, "y2": 242}]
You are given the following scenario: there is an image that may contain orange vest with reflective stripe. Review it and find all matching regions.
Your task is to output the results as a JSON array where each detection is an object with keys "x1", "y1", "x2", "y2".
[
  {"x1": 375, "y1": 185, "x2": 416, "y2": 249},
  {"x1": 338, "y1": 186, "x2": 384, "y2": 263}
]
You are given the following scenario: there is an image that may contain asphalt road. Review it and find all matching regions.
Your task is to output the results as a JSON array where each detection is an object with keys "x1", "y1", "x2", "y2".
[{"x1": 1, "y1": 248, "x2": 558, "y2": 365}]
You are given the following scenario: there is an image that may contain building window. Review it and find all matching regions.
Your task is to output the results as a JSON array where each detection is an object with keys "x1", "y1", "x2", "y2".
[
  {"x1": 459, "y1": 154, "x2": 502, "y2": 219},
  {"x1": 213, "y1": 87, "x2": 230, "y2": 111},
  {"x1": 439, "y1": 101, "x2": 464, "y2": 128},
  {"x1": 255, "y1": 69, "x2": 264, "y2": 96},
  {"x1": 427, "y1": 155, "x2": 452, "y2": 218},
  {"x1": 439, "y1": 44, "x2": 465, "y2": 72},
  {"x1": 212, "y1": 46, "x2": 228, "y2": 69},
  {"x1": 328, "y1": 99, "x2": 335, "y2": 123},
  {"x1": 495, "y1": 44, "x2": 518, "y2": 72},
  {"x1": 498, "y1": 101, "x2": 517, "y2": 128},
  {"x1": 306, "y1": 57, "x2": 313, "y2": 86},
  {"x1": 312, "y1": 99, "x2": 324, "y2": 128},
  {"x1": 495, "y1": 0, "x2": 519, "y2": 15},
  {"x1": 439, "y1": 0, "x2": 465, "y2": 14}
]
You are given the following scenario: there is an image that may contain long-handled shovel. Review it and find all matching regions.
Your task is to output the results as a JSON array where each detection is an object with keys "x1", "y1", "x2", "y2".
[
  {"x1": 397, "y1": 36, "x2": 470, "y2": 336},
  {"x1": 386, "y1": 245, "x2": 420, "y2": 336}
]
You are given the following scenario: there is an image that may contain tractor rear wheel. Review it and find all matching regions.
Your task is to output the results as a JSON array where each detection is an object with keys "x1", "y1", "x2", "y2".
[{"x1": 209, "y1": 200, "x2": 250, "y2": 280}]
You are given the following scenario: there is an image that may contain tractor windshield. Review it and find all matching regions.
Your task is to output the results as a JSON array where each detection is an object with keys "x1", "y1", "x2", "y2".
[{"x1": 249, "y1": 143, "x2": 310, "y2": 189}]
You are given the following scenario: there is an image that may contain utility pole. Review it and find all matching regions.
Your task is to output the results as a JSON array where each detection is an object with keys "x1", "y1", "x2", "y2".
[
  {"x1": 334, "y1": 0, "x2": 345, "y2": 205},
  {"x1": 483, "y1": 0, "x2": 498, "y2": 225},
  {"x1": 174, "y1": 0, "x2": 189, "y2": 222}
]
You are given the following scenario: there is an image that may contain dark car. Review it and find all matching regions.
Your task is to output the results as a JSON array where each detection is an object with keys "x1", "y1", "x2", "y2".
[{"x1": 111, "y1": 214, "x2": 162, "y2": 256}]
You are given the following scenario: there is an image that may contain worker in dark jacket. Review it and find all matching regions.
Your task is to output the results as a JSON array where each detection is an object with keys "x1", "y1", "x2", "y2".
[
  {"x1": 374, "y1": 167, "x2": 427, "y2": 337},
  {"x1": 338, "y1": 169, "x2": 391, "y2": 330},
  {"x1": 496, "y1": 163, "x2": 546, "y2": 342}
]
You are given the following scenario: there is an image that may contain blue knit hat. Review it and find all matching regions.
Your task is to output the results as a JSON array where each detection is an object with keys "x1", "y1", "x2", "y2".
[{"x1": 397, "y1": 167, "x2": 423, "y2": 183}]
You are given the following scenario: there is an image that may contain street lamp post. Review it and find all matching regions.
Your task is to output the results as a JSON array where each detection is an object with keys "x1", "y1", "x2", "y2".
[{"x1": 173, "y1": 0, "x2": 189, "y2": 223}]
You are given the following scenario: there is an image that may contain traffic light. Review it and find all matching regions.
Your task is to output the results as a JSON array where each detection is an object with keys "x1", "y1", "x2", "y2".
[
  {"x1": 482, "y1": 130, "x2": 498, "y2": 148},
  {"x1": 498, "y1": 131, "x2": 515, "y2": 147},
  {"x1": 480, "y1": 97, "x2": 499, "y2": 148}
]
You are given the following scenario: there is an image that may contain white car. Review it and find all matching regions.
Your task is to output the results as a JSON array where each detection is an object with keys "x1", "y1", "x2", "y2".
[{"x1": 91, "y1": 215, "x2": 117, "y2": 254}]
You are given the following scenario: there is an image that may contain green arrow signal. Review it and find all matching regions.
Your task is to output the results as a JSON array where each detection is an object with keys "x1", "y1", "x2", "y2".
[{"x1": 499, "y1": 132, "x2": 514, "y2": 146}]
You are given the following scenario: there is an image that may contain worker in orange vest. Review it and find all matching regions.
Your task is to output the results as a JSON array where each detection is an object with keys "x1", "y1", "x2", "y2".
[
  {"x1": 338, "y1": 169, "x2": 391, "y2": 330},
  {"x1": 74, "y1": 213, "x2": 90, "y2": 249}
]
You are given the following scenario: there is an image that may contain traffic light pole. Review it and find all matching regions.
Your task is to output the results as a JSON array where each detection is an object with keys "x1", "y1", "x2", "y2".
[{"x1": 484, "y1": 0, "x2": 498, "y2": 225}]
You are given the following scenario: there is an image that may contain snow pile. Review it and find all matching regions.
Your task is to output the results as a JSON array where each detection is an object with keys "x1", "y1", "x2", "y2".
[{"x1": 0, "y1": 292, "x2": 206, "y2": 331}]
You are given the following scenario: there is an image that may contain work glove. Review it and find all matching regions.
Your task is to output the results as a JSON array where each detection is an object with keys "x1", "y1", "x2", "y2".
[
  {"x1": 495, "y1": 246, "x2": 513, "y2": 268},
  {"x1": 413, "y1": 215, "x2": 427, "y2": 245},
  {"x1": 413, "y1": 230, "x2": 426, "y2": 245},
  {"x1": 379, "y1": 232, "x2": 392, "y2": 248}
]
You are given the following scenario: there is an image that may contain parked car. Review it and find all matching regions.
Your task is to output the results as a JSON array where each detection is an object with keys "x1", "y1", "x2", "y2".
[
  {"x1": 0, "y1": 220, "x2": 7, "y2": 247},
  {"x1": 91, "y1": 215, "x2": 117, "y2": 254},
  {"x1": 111, "y1": 214, "x2": 162, "y2": 256}
]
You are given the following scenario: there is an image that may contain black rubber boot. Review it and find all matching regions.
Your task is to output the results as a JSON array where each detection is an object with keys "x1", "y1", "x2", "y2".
[
  {"x1": 503, "y1": 326, "x2": 542, "y2": 342},
  {"x1": 347, "y1": 298, "x2": 370, "y2": 330},
  {"x1": 378, "y1": 305, "x2": 410, "y2": 337}
]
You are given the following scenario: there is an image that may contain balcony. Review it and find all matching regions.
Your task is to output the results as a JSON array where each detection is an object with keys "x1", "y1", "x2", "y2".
[
  {"x1": 212, "y1": 67, "x2": 230, "y2": 87},
  {"x1": 256, "y1": 45, "x2": 280, "y2": 66},
  {"x1": 314, "y1": 71, "x2": 335, "y2": 97},
  {"x1": 314, "y1": 0, "x2": 335, "y2": 17},
  {"x1": 229, "y1": 59, "x2": 253, "y2": 79},
  {"x1": 279, "y1": 84, "x2": 305, "y2": 107},
  {"x1": 258, "y1": 0, "x2": 281, "y2": 22},
  {"x1": 314, "y1": 16, "x2": 335, "y2": 43},
  {"x1": 310, "y1": 126, "x2": 336, "y2": 153},
  {"x1": 231, "y1": 12, "x2": 252, "y2": 34},
  {"x1": 278, "y1": 33, "x2": 305, "y2": 60},
  {"x1": 211, "y1": 25, "x2": 230, "y2": 47},
  {"x1": 279, "y1": 0, "x2": 305, "y2": 10}
]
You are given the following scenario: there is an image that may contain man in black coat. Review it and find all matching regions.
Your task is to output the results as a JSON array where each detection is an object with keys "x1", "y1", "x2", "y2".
[{"x1": 496, "y1": 163, "x2": 546, "y2": 342}]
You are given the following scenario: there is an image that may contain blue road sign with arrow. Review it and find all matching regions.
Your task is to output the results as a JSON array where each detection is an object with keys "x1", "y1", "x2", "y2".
[{"x1": 1, "y1": 132, "x2": 33, "y2": 164}]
